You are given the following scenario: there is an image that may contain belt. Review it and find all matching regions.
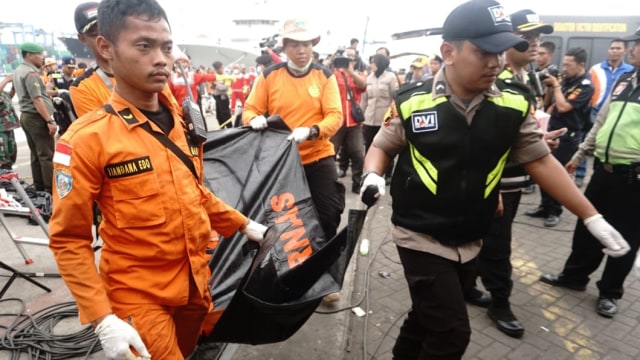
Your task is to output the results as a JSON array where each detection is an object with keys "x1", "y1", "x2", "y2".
[{"x1": 601, "y1": 163, "x2": 629, "y2": 174}]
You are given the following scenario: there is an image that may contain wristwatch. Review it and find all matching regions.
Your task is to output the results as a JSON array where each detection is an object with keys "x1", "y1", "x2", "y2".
[
  {"x1": 47, "y1": 116, "x2": 56, "y2": 125},
  {"x1": 308, "y1": 125, "x2": 320, "y2": 140}
]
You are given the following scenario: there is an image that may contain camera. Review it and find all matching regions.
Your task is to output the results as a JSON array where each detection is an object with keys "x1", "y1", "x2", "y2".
[
  {"x1": 333, "y1": 56, "x2": 350, "y2": 69},
  {"x1": 536, "y1": 64, "x2": 560, "y2": 79},
  {"x1": 333, "y1": 47, "x2": 361, "y2": 70},
  {"x1": 259, "y1": 34, "x2": 281, "y2": 54}
]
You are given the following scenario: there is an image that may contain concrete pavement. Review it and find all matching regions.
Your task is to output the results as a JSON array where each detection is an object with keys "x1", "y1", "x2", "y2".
[{"x1": 2, "y1": 129, "x2": 640, "y2": 359}]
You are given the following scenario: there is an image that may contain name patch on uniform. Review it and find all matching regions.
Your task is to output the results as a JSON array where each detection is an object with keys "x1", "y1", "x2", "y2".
[
  {"x1": 55, "y1": 169, "x2": 73, "y2": 198},
  {"x1": 104, "y1": 156, "x2": 153, "y2": 178},
  {"x1": 411, "y1": 112, "x2": 438, "y2": 133}
]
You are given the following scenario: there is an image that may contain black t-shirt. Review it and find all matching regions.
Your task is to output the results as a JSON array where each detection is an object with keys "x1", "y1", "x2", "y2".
[{"x1": 140, "y1": 104, "x2": 174, "y2": 135}]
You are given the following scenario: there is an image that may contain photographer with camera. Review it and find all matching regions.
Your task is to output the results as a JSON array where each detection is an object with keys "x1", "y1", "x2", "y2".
[
  {"x1": 526, "y1": 47, "x2": 594, "y2": 228},
  {"x1": 330, "y1": 47, "x2": 366, "y2": 194},
  {"x1": 259, "y1": 34, "x2": 283, "y2": 65}
]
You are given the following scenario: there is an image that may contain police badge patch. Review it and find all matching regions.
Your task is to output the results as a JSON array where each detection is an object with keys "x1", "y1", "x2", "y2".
[{"x1": 55, "y1": 169, "x2": 73, "y2": 198}]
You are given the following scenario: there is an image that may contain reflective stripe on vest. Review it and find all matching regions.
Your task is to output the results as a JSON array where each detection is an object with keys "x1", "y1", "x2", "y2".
[
  {"x1": 409, "y1": 142, "x2": 438, "y2": 195},
  {"x1": 485, "y1": 149, "x2": 510, "y2": 198},
  {"x1": 487, "y1": 91, "x2": 529, "y2": 117},
  {"x1": 399, "y1": 93, "x2": 447, "y2": 119}
]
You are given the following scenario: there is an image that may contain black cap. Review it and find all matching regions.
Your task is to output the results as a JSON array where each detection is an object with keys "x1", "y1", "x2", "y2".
[
  {"x1": 510, "y1": 9, "x2": 553, "y2": 34},
  {"x1": 622, "y1": 26, "x2": 640, "y2": 41},
  {"x1": 443, "y1": 0, "x2": 528, "y2": 53},
  {"x1": 74, "y1": 2, "x2": 99, "y2": 34}
]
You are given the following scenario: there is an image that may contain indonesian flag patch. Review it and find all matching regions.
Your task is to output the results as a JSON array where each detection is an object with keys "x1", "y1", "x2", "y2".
[{"x1": 53, "y1": 142, "x2": 72, "y2": 166}]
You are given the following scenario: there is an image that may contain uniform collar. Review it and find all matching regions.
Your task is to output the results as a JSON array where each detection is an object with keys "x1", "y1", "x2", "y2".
[
  {"x1": 20, "y1": 61, "x2": 40, "y2": 73},
  {"x1": 107, "y1": 90, "x2": 182, "y2": 131}
]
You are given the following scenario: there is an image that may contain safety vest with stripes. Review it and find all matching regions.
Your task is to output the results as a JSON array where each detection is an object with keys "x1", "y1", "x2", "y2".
[{"x1": 390, "y1": 80, "x2": 529, "y2": 246}]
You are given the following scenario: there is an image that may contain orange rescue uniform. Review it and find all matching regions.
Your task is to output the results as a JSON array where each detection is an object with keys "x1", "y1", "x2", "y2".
[
  {"x1": 242, "y1": 63, "x2": 343, "y2": 164},
  {"x1": 48, "y1": 90, "x2": 247, "y2": 356}
]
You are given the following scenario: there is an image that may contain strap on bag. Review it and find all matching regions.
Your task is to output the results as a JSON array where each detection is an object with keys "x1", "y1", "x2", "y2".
[
  {"x1": 103, "y1": 104, "x2": 199, "y2": 181},
  {"x1": 339, "y1": 71, "x2": 358, "y2": 106}
]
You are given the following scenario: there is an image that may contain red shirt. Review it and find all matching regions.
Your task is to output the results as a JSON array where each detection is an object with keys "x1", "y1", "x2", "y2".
[
  {"x1": 169, "y1": 71, "x2": 216, "y2": 105},
  {"x1": 334, "y1": 69, "x2": 366, "y2": 128}
]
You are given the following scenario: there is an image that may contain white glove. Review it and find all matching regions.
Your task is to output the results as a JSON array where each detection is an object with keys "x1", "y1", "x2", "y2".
[
  {"x1": 57, "y1": 89, "x2": 69, "y2": 95},
  {"x1": 584, "y1": 214, "x2": 630, "y2": 257},
  {"x1": 241, "y1": 220, "x2": 267, "y2": 243},
  {"x1": 52, "y1": 97, "x2": 63, "y2": 105},
  {"x1": 360, "y1": 172, "x2": 386, "y2": 206},
  {"x1": 95, "y1": 314, "x2": 151, "y2": 360},
  {"x1": 249, "y1": 115, "x2": 268, "y2": 130},
  {"x1": 286, "y1": 127, "x2": 311, "y2": 143}
]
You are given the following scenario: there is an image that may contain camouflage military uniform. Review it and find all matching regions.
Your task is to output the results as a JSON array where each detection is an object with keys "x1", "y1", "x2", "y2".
[{"x1": 0, "y1": 90, "x2": 19, "y2": 169}]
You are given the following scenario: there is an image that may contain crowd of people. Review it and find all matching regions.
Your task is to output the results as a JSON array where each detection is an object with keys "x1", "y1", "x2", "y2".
[{"x1": 0, "y1": 0, "x2": 639, "y2": 359}]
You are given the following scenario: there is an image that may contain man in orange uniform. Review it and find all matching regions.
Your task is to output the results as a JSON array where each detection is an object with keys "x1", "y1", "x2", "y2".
[
  {"x1": 68, "y1": 2, "x2": 111, "y2": 117},
  {"x1": 243, "y1": 18, "x2": 344, "y2": 240},
  {"x1": 48, "y1": 0, "x2": 267, "y2": 359}
]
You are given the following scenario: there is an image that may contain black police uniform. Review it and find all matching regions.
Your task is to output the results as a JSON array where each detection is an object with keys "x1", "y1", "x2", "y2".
[{"x1": 539, "y1": 73, "x2": 593, "y2": 217}]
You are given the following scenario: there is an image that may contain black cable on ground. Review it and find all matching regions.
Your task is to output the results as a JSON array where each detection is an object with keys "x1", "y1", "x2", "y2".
[
  {"x1": 0, "y1": 298, "x2": 101, "y2": 359},
  {"x1": 311, "y1": 203, "x2": 410, "y2": 360}
]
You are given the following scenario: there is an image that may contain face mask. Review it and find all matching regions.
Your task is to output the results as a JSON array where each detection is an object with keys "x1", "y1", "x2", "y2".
[{"x1": 287, "y1": 59, "x2": 312, "y2": 73}]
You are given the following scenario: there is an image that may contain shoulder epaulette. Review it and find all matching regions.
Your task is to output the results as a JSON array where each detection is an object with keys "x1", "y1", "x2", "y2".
[
  {"x1": 262, "y1": 62, "x2": 287, "y2": 79},
  {"x1": 71, "y1": 67, "x2": 96, "y2": 88},
  {"x1": 395, "y1": 78, "x2": 433, "y2": 99},
  {"x1": 496, "y1": 77, "x2": 532, "y2": 96}
]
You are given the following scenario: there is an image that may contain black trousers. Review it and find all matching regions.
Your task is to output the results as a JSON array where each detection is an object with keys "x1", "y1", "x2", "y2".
[
  {"x1": 539, "y1": 130, "x2": 581, "y2": 216},
  {"x1": 477, "y1": 191, "x2": 522, "y2": 307},
  {"x1": 362, "y1": 124, "x2": 393, "y2": 178},
  {"x1": 213, "y1": 94, "x2": 231, "y2": 127},
  {"x1": 393, "y1": 246, "x2": 475, "y2": 360},
  {"x1": 331, "y1": 125, "x2": 364, "y2": 189},
  {"x1": 303, "y1": 157, "x2": 345, "y2": 239},
  {"x1": 558, "y1": 164, "x2": 640, "y2": 299}
]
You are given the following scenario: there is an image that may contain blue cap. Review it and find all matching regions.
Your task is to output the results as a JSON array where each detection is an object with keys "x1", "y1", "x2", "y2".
[{"x1": 62, "y1": 56, "x2": 77, "y2": 66}]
